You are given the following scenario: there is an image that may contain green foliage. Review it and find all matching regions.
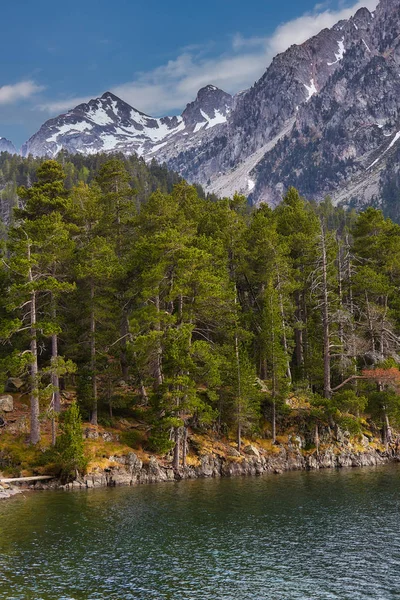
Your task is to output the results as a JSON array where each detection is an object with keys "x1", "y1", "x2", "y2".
[
  {"x1": 120, "y1": 429, "x2": 146, "y2": 450},
  {"x1": 53, "y1": 402, "x2": 87, "y2": 479},
  {"x1": 146, "y1": 419, "x2": 176, "y2": 455},
  {"x1": 3, "y1": 154, "x2": 400, "y2": 455}
]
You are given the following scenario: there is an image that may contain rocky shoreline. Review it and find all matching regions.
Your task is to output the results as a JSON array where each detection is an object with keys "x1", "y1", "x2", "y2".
[
  {"x1": 68, "y1": 446, "x2": 394, "y2": 490},
  {"x1": 1, "y1": 444, "x2": 395, "y2": 500}
]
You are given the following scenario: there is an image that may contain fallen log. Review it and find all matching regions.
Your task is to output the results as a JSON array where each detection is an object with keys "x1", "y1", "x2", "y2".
[{"x1": 0, "y1": 476, "x2": 54, "y2": 484}]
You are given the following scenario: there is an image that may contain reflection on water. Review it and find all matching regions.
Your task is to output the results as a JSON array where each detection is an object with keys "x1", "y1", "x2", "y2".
[{"x1": 1, "y1": 466, "x2": 400, "y2": 599}]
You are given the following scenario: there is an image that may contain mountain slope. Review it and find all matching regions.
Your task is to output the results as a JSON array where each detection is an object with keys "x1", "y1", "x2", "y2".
[{"x1": 19, "y1": 0, "x2": 400, "y2": 208}]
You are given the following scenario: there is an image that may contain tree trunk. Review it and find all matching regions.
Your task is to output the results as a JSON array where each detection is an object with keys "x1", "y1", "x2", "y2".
[
  {"x1": 154, "y1": 294, "x2": 163, "y2": 387},
  {"x1": 182, "y1": 425, "x2": 188, "y2": 468},
  {"x1": 279, "y1": 292, "x2": 292, "y2": 382},
  {"x1": 28, "y1": 240, "x2": 40, "y2": 445},
  {"x1": 337, "y1": 239, "x2": 345, "y2": 380},
  {"x1": 295, "y1": 291, "x2": 304, "y2": 373},
  {"x1": 234, "y1": 287, "x2": 242, "y2": 452},
  {"x1": 235, "y1": 328, "x2": 242, "y2": 452},
  {"x1": 320, "y1": 223, "x2": 331, "y2": 399},
  {"x1": 173, "y1": 426, "x2": 180, "y2": 470},
  {"x1": 315, "y1": 423, "x2": 320, "y2": 456},
  {"x1": 51, "y1": 294, "x2": 61, "y2": 413},
  {"x1": 30, "y1": 290, "x2": 40, "y2": 444},
  {"x1": 383, "y1": 410, "x2": 392, "y2": 450},
  {"x1": 365, "y1": 291, "x2": 376, "y2": 353},
  {"x1": 345, "y1": 234, "x2": 357, "y2": 371},
  {"x1": 90, "y1": 278, "x2": 98, "y2": 426},
  {"x1": 272, "y1": 400, "x2": 276, "y2": 444},
  {"x1": 120, "y1": 309, "x2": 129, "y2": 380}
]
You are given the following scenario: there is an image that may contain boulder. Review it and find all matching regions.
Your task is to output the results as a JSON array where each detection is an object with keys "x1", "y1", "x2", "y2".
[
  {"x1": 243, "y1": 444, "x2": 260, "y2": 458},
  {"x1": 0, "y1": 395, "x2": 13, "y2": 412},
  {"x1": 4, "y1": 378, "x2": 24, "y2": 393},
  {"x1": 227, "y1": 446, "x2": 241, "y2": 457},
  {"x1": 84, "y1": 427, "x2": 99, "y2": 439}
]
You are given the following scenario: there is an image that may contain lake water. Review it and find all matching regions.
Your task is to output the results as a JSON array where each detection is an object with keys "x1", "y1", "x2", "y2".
[{"x1": 1, "y1": 466, "x2": 400, "y2": 599}]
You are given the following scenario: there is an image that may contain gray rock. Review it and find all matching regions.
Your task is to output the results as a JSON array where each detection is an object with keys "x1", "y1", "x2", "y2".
[
  {"x1": 0, "y1": 395, "x2": 13, "y2": 412},
  {"x1": 226, "y1": 446, "x2": 241, "y2": 457},
  {"x1": 4, "y1": 378, "x2": 24, "y2": 393},
  {"x1": 243, "y1": 444, "x2": 260, "y2": 457}
]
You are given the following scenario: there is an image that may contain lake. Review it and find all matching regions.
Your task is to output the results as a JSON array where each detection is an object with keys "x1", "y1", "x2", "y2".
[{"x1": 1, "y1": 466, "x2": 400, "y2": 599}]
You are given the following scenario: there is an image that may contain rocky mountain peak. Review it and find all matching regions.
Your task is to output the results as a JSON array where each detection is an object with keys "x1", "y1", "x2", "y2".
[
  {"x1": 0, "y1": 138, "x2": 17, "y2": 155},
  {"x1": 181, "y1": 85, "x2": 233, "y2": 130}
]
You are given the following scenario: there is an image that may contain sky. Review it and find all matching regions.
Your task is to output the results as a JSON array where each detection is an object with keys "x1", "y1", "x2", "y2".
[{"x1": 1, "y1": 0, "x2": 378, "y2": 148}]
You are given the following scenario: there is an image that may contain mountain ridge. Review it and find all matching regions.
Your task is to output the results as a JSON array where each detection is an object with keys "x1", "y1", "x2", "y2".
[{"x1": 6, "y1": 0, "x2": 400, "y2": 208}]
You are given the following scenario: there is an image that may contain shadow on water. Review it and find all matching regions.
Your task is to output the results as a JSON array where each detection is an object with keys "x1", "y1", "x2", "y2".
[{"x1": 1, "y1": 465, "x2": 400, "y2": 599}]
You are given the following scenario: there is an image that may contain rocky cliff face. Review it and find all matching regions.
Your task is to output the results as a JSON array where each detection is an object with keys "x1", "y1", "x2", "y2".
[
  {"x1": 158, "y1": 0, "x2": 400, "y2": 207},
  {"x1": 0, "y1": 138, "x2": 17, "y2": 155},
  {"x1": 17, "y1": 0, "x2": 400, "y2": 208}
]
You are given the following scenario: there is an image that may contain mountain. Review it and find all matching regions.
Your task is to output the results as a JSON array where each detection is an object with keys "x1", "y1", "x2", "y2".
[
  {"x1": 22, "y1": 86, "x2": 232, "y2": 160},
  {"x1": 0, "y1": 138, "x2": 17, "y2": 155},
  {"x1": 169, "y1": 1, "x2": 399, "y2": 205},
  {"x1": 19, "y1": 0, "x2": 400, "y2": 208}
]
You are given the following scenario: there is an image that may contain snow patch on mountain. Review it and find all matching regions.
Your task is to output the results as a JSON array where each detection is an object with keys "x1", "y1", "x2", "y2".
[
  {"x1": 327, "y1": 38, "x2": 345, "y2": 66},
  {"x1": 304, "y1": 79, "x2": 318, "y2": 101}
]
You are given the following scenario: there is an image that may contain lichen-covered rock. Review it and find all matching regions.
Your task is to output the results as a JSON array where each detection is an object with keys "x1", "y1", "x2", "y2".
[
  {"x1": 0, "y1": 395, "x2": 13, "y2": 412},
  {"x1": 244, "y1": 444, "x2": 260, "y2": 457}
]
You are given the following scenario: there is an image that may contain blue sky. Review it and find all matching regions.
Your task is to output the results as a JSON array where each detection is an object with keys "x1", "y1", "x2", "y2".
[{"x1": 1, "y1": 0, "x2": 378, "y2": 147}]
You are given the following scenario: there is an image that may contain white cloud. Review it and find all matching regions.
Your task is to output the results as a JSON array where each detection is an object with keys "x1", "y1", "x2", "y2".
[
  {"x1": 268, "y1": 0, "x2": 378, "y2": 55},
  {"x1": 40, "y1": 0, "x2": 379, "y2": 117},
  {"x1": 38, "y1": 95, "x2": 93, "y2": 114},
  {"x1": 0, "y1": 80, "x2": 44, "y2": 105}
]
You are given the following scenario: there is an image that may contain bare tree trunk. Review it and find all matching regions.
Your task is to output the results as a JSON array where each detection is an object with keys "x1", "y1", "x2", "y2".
[
  {"x1": 321, "y1": 223, "x2": 331, "y2": 399},
  {"x1": 315, "y1": 423, "x2": 320, "y2": 456},
  {"x1": 295, "y1": 292, "x2": 304, "y2": 373},
  {"x1": 345, "y1": 234, "x2": 357, "y2": 371},
  {"x1": 90, "y1": 278, "x2": 98, "y2": 426},
  {"x1": 235, "y1": 328, "x2": 242, "y2": 451},
  {"x1": 272, "y1": 400, "x2": 276, "y2": 444},
  {"x1": 139, "y1": 381, "x2": 148, "y2": 404},
  {"x1": 30, "y1": 292, "x2": 40, "y2": 444},
  {"x1": 270, "y1": 295, "x2": 277, "y2": 444},
  {"x1": 365, "y1": 291, "x2": 376, "y2": 353},
  {"x1": 50, "y1": 294, "x2": 60, "y2": 446},
  {"x1": 120, "y1": 309, "x2": 129, "y2": 380},
  {"x1": 337, "y1": 239, "x2": 345, "y2": 380},
  {"x1": 173, "y1": 426, "x2": 180, "y2": 470},
  {"x1": 28, "y1": 241, "x2": 40, "y2": 445},
  {"x1": 279, "y1": 291, "x2": 292, "y2": 382},
  {"x1": 182, "y1": 425, "x2": 188, "y2": 468},
  {"x1": 154, "y1": 294, "x2": 163, "y2": 387},
  {"x1": 383, "y1": 410, "x2": 392, "y2": 450},
  {"x1": 380, "y1": 295, "x2": 388, "y2": 358}
]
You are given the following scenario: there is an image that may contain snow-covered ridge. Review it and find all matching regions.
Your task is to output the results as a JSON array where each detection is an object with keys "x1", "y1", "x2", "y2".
[{"x1": 22, "y1": 87, "x2": 233, "y2": 158}]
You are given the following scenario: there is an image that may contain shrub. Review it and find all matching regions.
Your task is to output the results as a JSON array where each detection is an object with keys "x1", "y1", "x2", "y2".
[
  {"x1": 54, "y1": 402, "x2": 87, "y2": 481},
  {"x1": 120, "y1": 429, "x2": 145, "y2": 450}
]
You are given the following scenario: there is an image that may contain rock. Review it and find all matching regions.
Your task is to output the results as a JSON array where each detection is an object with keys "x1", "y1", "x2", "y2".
[
  {"x1": 0, "y1": 395, "x2": 13, "y2": 412},
  {"x1": 243, "y1": 444, "x2": 260, "y2": 458},
  {"x1": 84, "y1": 427, "x2": 99, "y2": 439},
  {"x1": 227, "y1": 446, "x2": 241, "y2": 457},
  {"x1": 289, "y1": 435, "x2": 304, "y2": 449},
  {"x1": 102, "y1": 431, "x2": 117, "y2": 442},
  {"x1": 4, "y1": 378, "x2": 24, "y2": 393},
  {"x1": 274, "y1": 468, "x2": 283, "y2": 475}
]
